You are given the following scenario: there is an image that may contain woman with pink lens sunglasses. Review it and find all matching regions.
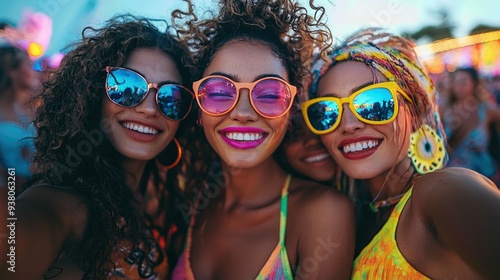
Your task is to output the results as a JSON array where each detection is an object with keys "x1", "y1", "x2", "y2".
[
  {"x1": 171, "y1": 1, "x2": 355, "y2": 279},
  {"x1": 0, "y1": 15, "x2": 196, "y2": 279}
]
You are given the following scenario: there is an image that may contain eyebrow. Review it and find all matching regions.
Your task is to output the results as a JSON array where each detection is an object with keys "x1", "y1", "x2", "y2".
[
  {"x1": 121, "y1": 66, "x2": 180, "y2": 86},
  {"x1": 207, "y1": 71, "x2": 286, "y2": 82},
  {"x1": 158, "y1": 80, "x2": 182, "y2": 86},
  {"x1": 321, "y1": 81, "x2": 375, "y2": 97}
]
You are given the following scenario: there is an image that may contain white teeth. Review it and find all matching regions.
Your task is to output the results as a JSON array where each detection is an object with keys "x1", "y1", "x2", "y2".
[
  {"x1": 304, "y1": 153, "x2": 330, "y2": 163},
  {"x1": 225, "y1": 132, "x2": 264, "y2": 141},
  {"x1": 349, "y1": 143, "x2": 356, "y2": 151},
  {"x1": 123, "y1": 122, "x2": 159, "y2": 135},
  {"x1": 342, "y1": 140, "x2": 379, "y2": 153}
]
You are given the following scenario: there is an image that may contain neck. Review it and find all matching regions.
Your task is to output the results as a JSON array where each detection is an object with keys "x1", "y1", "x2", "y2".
[
  {"x1": 123, "y1": 158, "x2": 148, "y2": 194},
  {"x1": 365, "y1": 157, "x2": 415, "y2": 203},
  {"x1": 220, "y1": 158, "x2": 288, "y2": 211}
]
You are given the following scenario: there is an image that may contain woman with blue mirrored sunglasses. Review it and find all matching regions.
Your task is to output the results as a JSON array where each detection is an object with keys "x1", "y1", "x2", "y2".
[
  {"x1": 105, "y1": 66, "x2": 193, "y2": 121},
  {"x1": 0, "y1": 15, "x2": 195, "y2": 279}
]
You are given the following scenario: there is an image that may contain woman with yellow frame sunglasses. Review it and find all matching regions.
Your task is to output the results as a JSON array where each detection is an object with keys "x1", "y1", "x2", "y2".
[
  {"x1": 301, "y1": 81, "x2": 412, "y2": 134},
  {"x1": 306, "y1": 28, "x2": 500, "y2": 279}
]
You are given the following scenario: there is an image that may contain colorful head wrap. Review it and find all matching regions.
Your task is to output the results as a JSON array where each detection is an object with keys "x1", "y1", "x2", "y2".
[{"x1": 308, "y1": 28, "x2": 448, "y2": 171}]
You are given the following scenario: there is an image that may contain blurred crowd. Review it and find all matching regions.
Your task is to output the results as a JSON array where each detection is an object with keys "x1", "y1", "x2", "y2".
[{"x1": 0, "y1": 20, "x2": 60, "y2": 188}]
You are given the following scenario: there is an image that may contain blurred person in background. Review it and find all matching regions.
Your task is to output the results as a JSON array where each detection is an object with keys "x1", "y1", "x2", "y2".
[
  {"x1": 491, "y1": 75, "x2": 500, "y2": 106},
  {"x1": 0, "y1": 44, "x2": 38, "y2": 188},
  {"x1": 443, "y1": 67, "x2": 500, "y2": 186}
]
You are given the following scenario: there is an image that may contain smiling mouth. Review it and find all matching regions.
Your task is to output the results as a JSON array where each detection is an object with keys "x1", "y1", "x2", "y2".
[
  {"x1": 122, "y1": 122, "x2": 159, "y2": 135},
  {"x1": 224, "y1": 132, "x2": 265, "y2": 141},
  {"x1": 342, "y1": 140, "x2": 380, "y2": 153},
  {"x1": 304, "y1": 153, "x2": 330, "y2": 163}
]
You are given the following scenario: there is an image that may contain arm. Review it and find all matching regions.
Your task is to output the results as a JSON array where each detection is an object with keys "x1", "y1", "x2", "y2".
[
  {"x1": 424, "y1": 168, "x2": 500, "y2": 279},
  {"x1": 487, "y1": 105, "x2": 500, "y2": 124},
  {"x1": 296, "y1": 188, "x2": 355, "y2": 280},
  {"x1": 0, "y1": 185, "x2": 86, "y2": 280}
]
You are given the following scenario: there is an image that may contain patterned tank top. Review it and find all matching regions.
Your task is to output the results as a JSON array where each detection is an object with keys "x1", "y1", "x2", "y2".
[
  {"x1": 352, "y1": 187, "x2": 430, "y2": 279},
  {"x1": 172, "y1": 174, "x2": 293, "y2": 280}
]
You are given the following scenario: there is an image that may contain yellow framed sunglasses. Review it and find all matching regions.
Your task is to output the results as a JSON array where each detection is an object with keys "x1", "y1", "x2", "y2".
[{"x1": 301, "y1": 81, "x2": 413, "y2": 135}]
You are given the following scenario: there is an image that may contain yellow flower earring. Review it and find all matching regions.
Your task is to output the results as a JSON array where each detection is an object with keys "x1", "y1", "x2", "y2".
[{"x1": 408, "y1": 124, "x2": 446, "y2": 174}]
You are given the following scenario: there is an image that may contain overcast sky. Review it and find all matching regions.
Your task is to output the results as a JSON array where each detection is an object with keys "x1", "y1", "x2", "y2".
[{"x1": 2, "y1": 0, "x2": 500, "y2": 55}]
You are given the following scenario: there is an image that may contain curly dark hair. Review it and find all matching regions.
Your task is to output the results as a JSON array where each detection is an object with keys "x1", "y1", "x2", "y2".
[
  {"x1": 171, "y1": 0, "x2": 333, "y2": 196},
  {"x1": 28, "y1": 14, "x2": 194, "y2": 278}
]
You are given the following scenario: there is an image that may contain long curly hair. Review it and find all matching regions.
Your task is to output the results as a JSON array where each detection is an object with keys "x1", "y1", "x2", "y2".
[
  {"x1": 29, "y1": 14, "x2": 194, "y2": 278},
  {"x1": 171, "y1": 0, "x2": 333, "y2": 197}
]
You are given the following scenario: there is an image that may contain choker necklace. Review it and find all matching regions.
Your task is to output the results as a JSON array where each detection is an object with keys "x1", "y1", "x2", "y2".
[
  {"x1": 369, "y1": 193, "x2": 405, "y2": 212},
  {"x1": 368, "y1": 174, "x2": 418, "y2": 213}
]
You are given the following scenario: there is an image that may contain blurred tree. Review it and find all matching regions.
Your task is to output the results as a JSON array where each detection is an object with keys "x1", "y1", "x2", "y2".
[
  {"x1": 402, "y1": 7, "x2": 455, "y2": 42},
  {"x1": 469, "y1": 24, "x2": 500, "y2": 35}
]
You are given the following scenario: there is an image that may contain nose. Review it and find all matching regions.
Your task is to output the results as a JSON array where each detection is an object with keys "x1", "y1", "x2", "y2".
[
  {"x1": 302, "y1": 130, "x2": 323, "y2": 148},
  {"x1": 228, "y1": 89, "x2": 258, "y2": 122},
  {"x1": 338, "y1": 104, "x2": 364, "y2": 134},
  {"x1": 134, "y1": 86, "x2": 160, "y2": 117}
]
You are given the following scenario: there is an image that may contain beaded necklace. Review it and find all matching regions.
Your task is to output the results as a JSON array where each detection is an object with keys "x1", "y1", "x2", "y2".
[{"x1": 368, "y1": 174, "x2": 418, "y2": 213}]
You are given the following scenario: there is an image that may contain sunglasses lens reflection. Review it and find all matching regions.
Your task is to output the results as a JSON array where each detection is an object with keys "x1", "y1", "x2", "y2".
[
  {"x1": 252, "y1": 79, "x2": 292, "y2": 117},
  {"x1": 158, "y1": 85, "x2": 193, "y2": 120},
  {"x1": 353, "y1": 88, "x2": 395, "y2": 122},
  {"x1": 197, "y1": 77, "x2": 236, "y2": 115},
  {"x1": 107, "y1": 68, "x2": 148, "y2": 106},
  {"x1": 306, "y1": 100, "x2": 340, "y2": 132}
]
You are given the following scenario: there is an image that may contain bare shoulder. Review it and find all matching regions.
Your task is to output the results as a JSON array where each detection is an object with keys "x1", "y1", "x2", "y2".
[
  {"x1": 18, "y1": 184, "x2": 88, "y2": 237},
  {"x1": 0, "y1": 184, "x2": 89, "y2": 279},
  {"x1": 288, "y1": 177, "x2": 354, "y2": 233},
  {"x1": 411, "y1": 169, "x2": 500, "y2": 278},
  {"x1": 412, "y1": 167, "x2": 499, "y2": 203},
  {"x1": 288, "y1": 177, "x2": 353, "y2": 215},
  {"x1": 288, "y1": 177, "x2": 356, "y2": 279},
  {"x1": 411, "y1": 167, "x2": 500, "y2": 233}
]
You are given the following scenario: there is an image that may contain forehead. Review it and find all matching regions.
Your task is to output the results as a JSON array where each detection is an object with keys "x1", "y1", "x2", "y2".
[
  {"x1": 317, "y1": 60, "x2": 387, "y2": 97},
  {"x1": 123, "y1": 48, "x2": 181, "y2": 83},
  {"x1": 204, "y1": 40, "x2": 288, "y2": 81},
  {"x1": 452, "y1": 71, "x2": 472, "y2": 80}
]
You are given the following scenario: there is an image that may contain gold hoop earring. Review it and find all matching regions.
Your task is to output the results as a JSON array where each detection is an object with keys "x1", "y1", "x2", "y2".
[
  {"x1": 407, "y1": 124, "x2": 445, "y2": 174},
  {"x1": 156, "y1": 138, "x2": 182, "y2": 170}
]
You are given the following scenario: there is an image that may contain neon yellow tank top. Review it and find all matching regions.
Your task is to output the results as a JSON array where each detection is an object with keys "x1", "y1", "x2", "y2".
[{"x1": 352, "y1": 187, "x2": 430, "y2": 280}]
